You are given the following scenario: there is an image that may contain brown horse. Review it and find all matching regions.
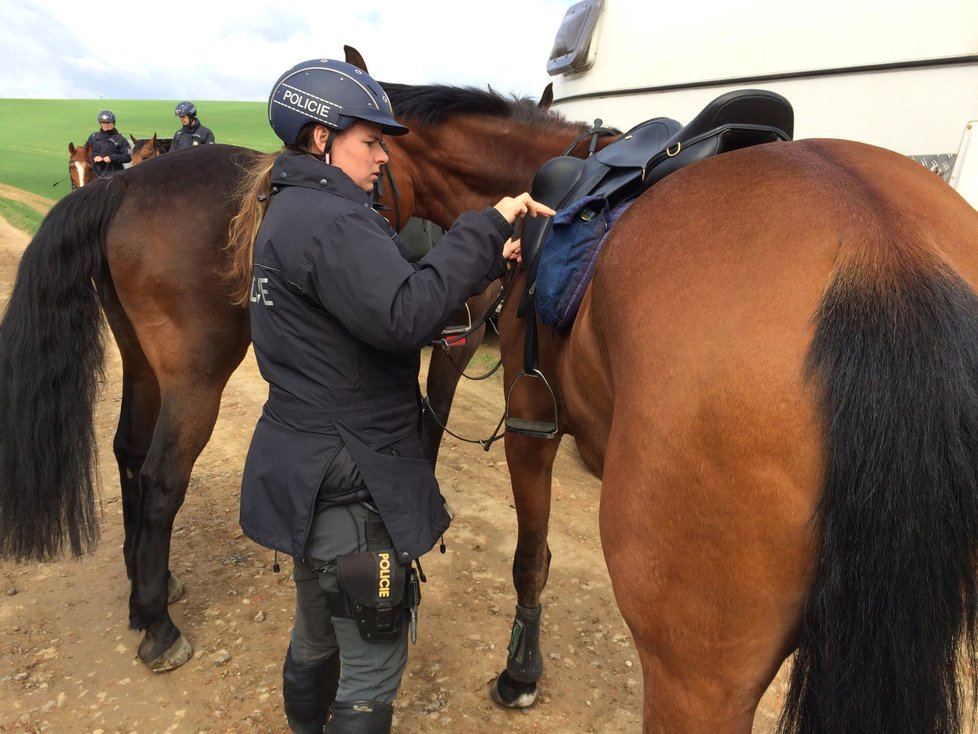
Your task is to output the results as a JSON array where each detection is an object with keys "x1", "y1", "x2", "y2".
[
  {"x1": 492, "y1": 144, "x2": 978, "y2": 732},
  {"x1": 0, "y1": 72, "x2": 577, "y2": 673},
  {"x1": 128, "y1": 133, "x2": 172, "y2": 166},
  {"x1": 67, "y1": 141, "x2": 93, "y2": 188},
  {"x1": 6, "y1": 63, "x2": 978, "y2": 733}
]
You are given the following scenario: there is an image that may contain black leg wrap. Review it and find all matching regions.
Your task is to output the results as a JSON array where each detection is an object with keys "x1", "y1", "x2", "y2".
[
  {"x1": 505, "y1": 604, "x2": 544, "y2": 683},
  {"x1": 326, "y1": 700, "x2": 393, "y2": 734},
  {"x1": 283, "y1": 646, "x2": 341, "y2": 734}
]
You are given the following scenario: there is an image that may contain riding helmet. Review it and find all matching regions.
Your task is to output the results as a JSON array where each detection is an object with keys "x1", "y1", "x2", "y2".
[
  {"x1": 267, "y1": 58, "x2": 408, "y2": 147},
  {"x1": 175, "y1": 101, "x2": 197, "y2": 118},
  {"x1": 97, "y1": 110, "x2": 116, "y2": 123}
]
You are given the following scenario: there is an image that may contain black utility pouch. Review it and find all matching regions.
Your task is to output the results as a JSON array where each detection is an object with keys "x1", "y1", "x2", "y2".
[{"x1": 336, "y1": 549, "x2": 407, "y2": 642}]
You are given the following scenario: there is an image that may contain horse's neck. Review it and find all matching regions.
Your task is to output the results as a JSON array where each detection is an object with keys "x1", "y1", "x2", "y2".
[{"x1": 395, "y1": 118, "x2": 584, "y2": 229}]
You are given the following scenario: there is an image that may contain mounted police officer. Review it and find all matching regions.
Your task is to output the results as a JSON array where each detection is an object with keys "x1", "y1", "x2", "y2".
[
  {"x1": 239, "y1": 58, "x2": 553, "y2": 733},
  {"x1": 171, "y1": 101, "x2": 215, "y2": 150},
  {"x1": 86, "y1": 110, "x2": 131, "y2": 177}
]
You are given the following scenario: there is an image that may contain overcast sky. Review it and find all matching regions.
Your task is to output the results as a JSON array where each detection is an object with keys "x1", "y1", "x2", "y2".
[{"x1": 0, "y1": 1, "x2": 570, "y2": 101}]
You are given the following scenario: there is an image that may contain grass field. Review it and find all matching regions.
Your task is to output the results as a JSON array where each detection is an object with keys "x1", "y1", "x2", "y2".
[{"x1": 0, "y1": 99, "x2": 281, "y2": 233}]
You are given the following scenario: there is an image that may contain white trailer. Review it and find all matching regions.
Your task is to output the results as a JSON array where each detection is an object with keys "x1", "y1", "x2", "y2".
[{"x1": 545, "y1": 0, "x2": 978, "y2": 208}]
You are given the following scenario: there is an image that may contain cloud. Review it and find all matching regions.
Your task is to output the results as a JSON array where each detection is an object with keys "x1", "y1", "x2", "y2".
[{"x1": 0, "y1": 0, "x2": 570, "y2": 101}]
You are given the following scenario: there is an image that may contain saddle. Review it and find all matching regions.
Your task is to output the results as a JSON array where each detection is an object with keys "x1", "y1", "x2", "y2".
[
  {"x1": 505, "y1": 89, "x2": 793, "y2": 438},
  {"x1": 519, "y1": 88, "x2": 794, "y2": 311}
]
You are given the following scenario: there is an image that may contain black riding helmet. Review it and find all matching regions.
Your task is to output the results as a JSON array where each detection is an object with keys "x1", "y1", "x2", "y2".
[
  {"x1": 175, "y1": 101, "x2": 197, "y2": 119},
  {"x1": 267, "y1": 59, "x2": 408, "y2": 147}
]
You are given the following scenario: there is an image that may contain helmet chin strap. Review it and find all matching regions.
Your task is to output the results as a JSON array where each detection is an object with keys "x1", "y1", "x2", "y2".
[{"x1": 323, "y1": 129, "x2": 338, "y2": 163}]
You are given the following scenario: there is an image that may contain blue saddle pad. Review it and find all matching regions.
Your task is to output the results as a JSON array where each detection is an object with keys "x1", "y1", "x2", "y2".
[{"x1": 536, "y1": 195, "x2": 632, "y2": 331}]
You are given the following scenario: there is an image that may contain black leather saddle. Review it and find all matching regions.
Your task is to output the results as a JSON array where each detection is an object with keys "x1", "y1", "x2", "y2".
[{"x1": 519, "y1": 88, "x2": 794, "y2": 303}]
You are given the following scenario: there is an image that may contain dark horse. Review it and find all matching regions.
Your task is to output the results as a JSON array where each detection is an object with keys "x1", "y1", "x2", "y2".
[
  {"x1": 5, "y1": 73, "x2": 978, "y2": 733},
  {"x1": 0, "y1": 73, "x2": 577, "y2": 673},
  {"x1": 128, "y1": 133, "x2": 172, "y2": 167}
]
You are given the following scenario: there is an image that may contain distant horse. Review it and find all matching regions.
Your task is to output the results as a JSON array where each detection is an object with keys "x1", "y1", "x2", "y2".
[
  {"x1": 128, "y1": 133, "x2": 172, "y2": 167},
  {"x1": 67, "y1": 141, "x2": 93, "y2": 189},
  {"x1": 0, "y1": 69, "x2": 578, "y2": 672}
]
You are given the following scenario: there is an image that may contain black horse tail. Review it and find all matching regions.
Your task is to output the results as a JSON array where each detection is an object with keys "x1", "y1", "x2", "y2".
[
  {"x1": 0, "y1": 176, "x2": 127, "y2": 561},
  {"x1": 781, "y1": 229, "x2": 978, "y2": 732}
]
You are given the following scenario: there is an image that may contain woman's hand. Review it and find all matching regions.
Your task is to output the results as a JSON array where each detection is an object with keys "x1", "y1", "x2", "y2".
[
  {"x1": 493, "y1": 193, "x2": 556, "y2": 224},
  {"x1": 503, "y1": 238, "x2": 522, "y2": 262}
]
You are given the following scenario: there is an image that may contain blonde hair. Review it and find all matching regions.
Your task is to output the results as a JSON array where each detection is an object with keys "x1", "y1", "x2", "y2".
[{"x1": 225, "y1": 153, "x2": 277, "y2": 305}]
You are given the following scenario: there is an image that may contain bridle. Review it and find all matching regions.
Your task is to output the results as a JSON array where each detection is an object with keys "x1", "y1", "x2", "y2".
[{"x1": 373, "y1": 140, "x2": 403, "y2": 231}]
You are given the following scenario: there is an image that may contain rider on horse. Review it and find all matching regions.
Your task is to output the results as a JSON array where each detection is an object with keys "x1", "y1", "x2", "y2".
[{"x1": 86, "y1": 110, "x2": 131, "y2": 177}]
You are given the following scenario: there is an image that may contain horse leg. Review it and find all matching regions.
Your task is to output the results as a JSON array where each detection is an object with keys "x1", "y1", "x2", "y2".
[
  {"x1": 128, "y1": 381, "x2": 226, "y2": 671},
  {"x1": 113, "y1": 363, "x2": 188, "y2": 605},
  {"x1": 491, "y1": 431, "x2": 562, "y2": 708},
  {"x1": 598, "y1": 421, "x2": 812, "y2": 733}
]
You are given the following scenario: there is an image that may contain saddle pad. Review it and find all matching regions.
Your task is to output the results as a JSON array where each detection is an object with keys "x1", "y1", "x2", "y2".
[{"x1": 536, "y1": 195, "x2": 632, "y2": 331}]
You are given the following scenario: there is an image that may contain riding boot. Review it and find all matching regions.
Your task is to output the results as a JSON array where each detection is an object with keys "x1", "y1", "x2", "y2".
[
  {"x1": 325, "y1": 700, "x2": 393, "y2": 734},
  {"x1": 283, "y1": 646, "x2": 341, "y2": 734}
]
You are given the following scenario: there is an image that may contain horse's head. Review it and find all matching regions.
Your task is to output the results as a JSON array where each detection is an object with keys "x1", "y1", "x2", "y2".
[
  {"x1": 68, "y1": 142, "x2": 93, "y2": 189},
  {"x1": 129, "y1": 133, "x2": 162, "y2": 167}
]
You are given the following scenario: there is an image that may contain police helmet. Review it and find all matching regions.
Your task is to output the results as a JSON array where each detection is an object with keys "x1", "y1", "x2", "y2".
[
  {"x1": 268, "y1": 59, "x2": 408, "y2": 147},
  {"x1": 98, "y1": 110, "x2": 116, "y2": 123},
  {"x1": 175, "y1": 101, "x2": 197, "y2": 118}
]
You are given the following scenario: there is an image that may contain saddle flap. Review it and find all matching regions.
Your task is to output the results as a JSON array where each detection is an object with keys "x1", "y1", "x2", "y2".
[
  {"x1": 520, "y1": 155, "x2": 588, "y2": 289},
  {"x1": 595, "y1": 117, "x2": 682, "y2": 168}
]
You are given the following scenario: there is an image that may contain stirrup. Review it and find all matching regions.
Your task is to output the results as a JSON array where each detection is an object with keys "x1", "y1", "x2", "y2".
[
  {"x1": 440, "y1": 302, "x2": 473, "y2": 336},
  {"x1": 504, "y1": 369, "x2": 559, "y2": 439}
]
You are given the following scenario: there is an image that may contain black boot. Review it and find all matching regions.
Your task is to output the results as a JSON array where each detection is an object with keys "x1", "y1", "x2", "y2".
[
  {"x1": 326, "y1": 700, "x2": 393, "y2": 733},
  {"x1": 283, "y1": 646, "x2": 341, "y2": 734}
]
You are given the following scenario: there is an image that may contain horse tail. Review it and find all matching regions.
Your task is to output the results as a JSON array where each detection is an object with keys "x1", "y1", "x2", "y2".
[
  {"x1": 0, "y1": 177, "x2": 126, "y2": 561},
  {"x1": 781, "y1": 217, "x2": 978, "y2": 732},
  {"x1": 226, "y1": 151, "x2": 277, "y2": 305}
]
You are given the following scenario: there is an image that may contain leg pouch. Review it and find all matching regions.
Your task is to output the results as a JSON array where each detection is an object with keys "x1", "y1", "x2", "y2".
[{"x1": 329, "y1": 549, "x2": 407, "y2": 642}]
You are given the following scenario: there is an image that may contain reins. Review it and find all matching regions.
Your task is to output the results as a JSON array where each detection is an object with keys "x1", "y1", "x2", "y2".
[{"x1": 421, "y1": 268, "x2": 518, "y2": 452}]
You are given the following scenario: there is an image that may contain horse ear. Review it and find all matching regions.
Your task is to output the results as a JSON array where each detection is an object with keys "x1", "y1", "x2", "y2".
[
  {"x1": 150, "y1": 133, "x2": 157, "y2": 143},
  {"x1": 69, "y1": 142, "x2": 76, "y2": 154},
  {"x1": 344, "y1": 45, "x2": 369, "y2": 73},
  {"x1": 130, "y1": 133, "x2": 137, "y2": 143},
  {"x1": 538, "y1": 83, "x2": 554, "y2": 110}
]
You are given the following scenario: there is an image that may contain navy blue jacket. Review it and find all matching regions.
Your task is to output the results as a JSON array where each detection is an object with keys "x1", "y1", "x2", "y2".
[
  {"x1": 86, "y1": 129, "x2": 131, "y2": 176},
  {"x1": 240, "y1": 151, "x2": 511, "y2": 563},
  {"x1": 171, "y1": 120, "x2": 215, "y2": 150}
]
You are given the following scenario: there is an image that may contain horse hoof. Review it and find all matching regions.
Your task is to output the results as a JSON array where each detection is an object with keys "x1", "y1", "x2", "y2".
[
  {"x1": 167, "y1": 573, "x2": 186, "y2": 604},
  {"x1": 145, "y1": 635, "x2": 194, "y2": 673},
  {"x1": 490, "y1": 670, "x2": 539, "y2": 709}
]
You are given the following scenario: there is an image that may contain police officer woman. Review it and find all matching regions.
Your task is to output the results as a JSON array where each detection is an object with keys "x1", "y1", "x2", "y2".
[
  {"x1": 239, "y1": 58, "x2": 553, "y2": 734},
  {"x1": 86, "y1": 110, "x2": 131, "y2": 177},
  {"x1": 171, "y1": 101, "x2": 216, "y2": 149}
]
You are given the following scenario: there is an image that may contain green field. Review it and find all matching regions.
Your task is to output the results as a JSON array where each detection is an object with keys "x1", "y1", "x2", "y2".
[{"x1": 0, "y1": 99, "x2": 281, "y2": 233}]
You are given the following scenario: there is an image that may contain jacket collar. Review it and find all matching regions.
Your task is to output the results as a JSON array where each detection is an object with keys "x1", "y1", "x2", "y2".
[{"x1": 270, "y1": 150, "x2": 373, "y2": 206}]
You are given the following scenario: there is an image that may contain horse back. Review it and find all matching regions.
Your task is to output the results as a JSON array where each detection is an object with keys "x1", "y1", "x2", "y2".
[{"x1": 103, "y1": 145, "x2": 264, "y2": 375}]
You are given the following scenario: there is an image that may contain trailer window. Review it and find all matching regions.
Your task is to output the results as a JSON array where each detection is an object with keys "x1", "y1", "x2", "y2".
[{"x1": 547, "y1": 0, "x2": 604, "y2": 76}]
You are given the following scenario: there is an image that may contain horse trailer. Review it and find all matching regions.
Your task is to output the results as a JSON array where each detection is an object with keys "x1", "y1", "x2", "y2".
[{"x1": 545, "y1": 0, "x2": 978, "y2": 210}]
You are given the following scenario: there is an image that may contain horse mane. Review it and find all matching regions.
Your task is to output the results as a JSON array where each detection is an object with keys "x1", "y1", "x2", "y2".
[
  {"x1": 226, "y1": 152, "x2": 277, "y2": 305},
  {"x1": 383, "y1": 82, "x2": 577, "y2": 131},
  {"x1": 225, "y1": 83, "x2": 579, "y2": 304}
]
